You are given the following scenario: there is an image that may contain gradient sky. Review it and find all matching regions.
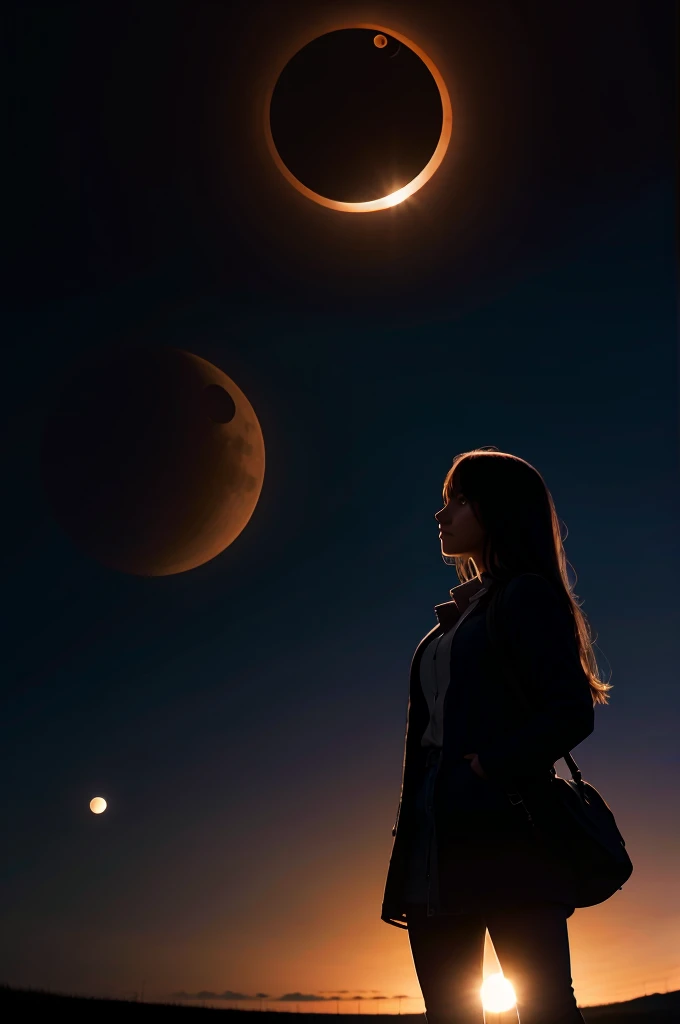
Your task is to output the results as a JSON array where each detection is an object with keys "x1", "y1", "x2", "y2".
[{"x1": 2, "y1": 0, "x2": 678, "y2": 1013}]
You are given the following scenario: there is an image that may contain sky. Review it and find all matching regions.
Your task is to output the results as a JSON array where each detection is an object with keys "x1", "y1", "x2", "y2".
[{"x1": 2, "y1": 0, "x2": 678, "y2": 1013}]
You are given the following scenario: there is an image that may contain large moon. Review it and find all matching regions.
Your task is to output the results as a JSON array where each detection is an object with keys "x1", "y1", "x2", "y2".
[
  {"x1": 41, "y1": 346, "x2": 265, "y2": 576},
  {"x1": 266, "y1": 26, "x2": 451, "y2": 212}
]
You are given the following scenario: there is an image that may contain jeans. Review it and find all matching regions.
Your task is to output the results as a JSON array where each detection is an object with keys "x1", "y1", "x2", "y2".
[
  {"x1": 406, "y1": 899, "x2": 586, "y2": 1024},
  {"x1": 403, "y1": 748, "x2": 443, "y2": 905}
]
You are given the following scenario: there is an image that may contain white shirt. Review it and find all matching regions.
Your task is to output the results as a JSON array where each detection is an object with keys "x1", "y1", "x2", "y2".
[{"x1": 419, "y1": 574, "x2": 492, "y2": 748}]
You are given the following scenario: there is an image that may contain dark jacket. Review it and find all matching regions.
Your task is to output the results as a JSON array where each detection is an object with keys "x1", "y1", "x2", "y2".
[{"x1": 381, "y1": 572, "x2": 595, "y2": 929}]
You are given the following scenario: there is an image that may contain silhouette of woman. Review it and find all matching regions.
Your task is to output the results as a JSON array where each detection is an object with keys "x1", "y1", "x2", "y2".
[{"x1": 381, "y1": 448, "x2": 611, "y2": 1024}]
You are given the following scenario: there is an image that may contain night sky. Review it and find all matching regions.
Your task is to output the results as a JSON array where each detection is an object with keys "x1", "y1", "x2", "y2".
[{"x1": 2, "y1": 0, "x2": 678, "y2": 1013}]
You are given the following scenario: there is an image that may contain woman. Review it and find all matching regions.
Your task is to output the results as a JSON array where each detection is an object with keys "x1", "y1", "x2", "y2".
[{"x1": 381, "y1": 448, "x2": 611, "y2": 1024}]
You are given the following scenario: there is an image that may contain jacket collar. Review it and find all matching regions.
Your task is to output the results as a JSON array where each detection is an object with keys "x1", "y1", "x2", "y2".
[{"x1": 433, "y1": 572, "x2": 493, "y2": 630}]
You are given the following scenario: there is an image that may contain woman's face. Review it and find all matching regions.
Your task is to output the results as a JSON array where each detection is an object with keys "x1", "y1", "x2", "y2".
[{"x1": 435, "y1": 485, "x2": 486, "y2": 563}]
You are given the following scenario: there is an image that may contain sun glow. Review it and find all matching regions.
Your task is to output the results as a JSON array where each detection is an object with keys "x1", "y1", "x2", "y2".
[
  {"x1": 264, "y1": 23, "x2": 453, "y2": 213},
  {"x1": 481, "y1": 973, "x2": 517, "y2": 1013}
]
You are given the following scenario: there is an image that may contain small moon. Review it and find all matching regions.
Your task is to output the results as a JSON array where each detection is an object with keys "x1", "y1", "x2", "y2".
[
  {"x1": 203, "y1": 383, "x2": 236, "y2": 424},
  {"x1": 90, "y1": 797, "x2": 107, "y2": 814},
  {"x1": 373, "y1": 34, "x2": 387, "y2": 48}
]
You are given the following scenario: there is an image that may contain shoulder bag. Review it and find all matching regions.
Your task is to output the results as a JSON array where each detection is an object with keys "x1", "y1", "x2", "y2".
[{"x1": 484, "y1": 579, "x2": 633, "y2": 908}]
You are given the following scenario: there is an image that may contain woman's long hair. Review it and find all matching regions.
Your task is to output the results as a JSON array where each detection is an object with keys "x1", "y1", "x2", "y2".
[{"x1": 443, "y1": 447, "x2": 612, "y2": 706}]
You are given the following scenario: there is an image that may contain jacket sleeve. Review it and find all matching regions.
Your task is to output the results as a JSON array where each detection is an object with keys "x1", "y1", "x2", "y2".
[{"x1": 475, "y1": 573, "x2": 595, "y2": 785}]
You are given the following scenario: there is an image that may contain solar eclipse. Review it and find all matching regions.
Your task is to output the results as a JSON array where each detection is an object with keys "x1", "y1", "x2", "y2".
[{"x1": 265, "y1": 26, "x2": 452, "y2": 212}]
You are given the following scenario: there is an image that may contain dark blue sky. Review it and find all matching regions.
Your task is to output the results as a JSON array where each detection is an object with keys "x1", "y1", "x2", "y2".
[{"x1": 1, "y1": 0, "x2": 678, "y2": 1009}]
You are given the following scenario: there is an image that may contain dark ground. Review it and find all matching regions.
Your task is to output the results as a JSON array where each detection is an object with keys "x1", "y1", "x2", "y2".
[{"x1": 1, "y1": 986, "x2": 679, "y2": 1022}]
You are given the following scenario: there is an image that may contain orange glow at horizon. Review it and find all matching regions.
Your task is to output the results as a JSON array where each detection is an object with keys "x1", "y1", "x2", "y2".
[
  {"x1": 153, "y1": 836, "x2": 679, "y2": 1016},
  {"x1": 263, "y1": 24, "x2": 453, "y2": 213}
]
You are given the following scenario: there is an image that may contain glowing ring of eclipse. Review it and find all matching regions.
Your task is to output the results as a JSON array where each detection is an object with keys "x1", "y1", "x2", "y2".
[{"x1": 264, "y1": 25, "x2": 453, "y2": 213}]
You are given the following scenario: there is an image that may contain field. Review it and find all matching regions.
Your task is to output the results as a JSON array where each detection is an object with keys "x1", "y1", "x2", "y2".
[{"x1": 1, "y1": 986, "x2": 679, "y2": 1023}]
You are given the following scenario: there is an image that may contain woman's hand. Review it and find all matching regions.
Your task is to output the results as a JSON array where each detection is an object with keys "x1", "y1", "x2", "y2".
[{"x1": 464, "y1": 753, "x2": 489, "y2": 779}]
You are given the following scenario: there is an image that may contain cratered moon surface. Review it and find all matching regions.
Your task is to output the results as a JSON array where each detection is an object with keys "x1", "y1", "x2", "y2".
[
  {"x1": 41, "y1": 346, "x2": 265, "y2": 576},
  {"x1": 268, "y1": 28, "x2": 446, "y2": 206}
]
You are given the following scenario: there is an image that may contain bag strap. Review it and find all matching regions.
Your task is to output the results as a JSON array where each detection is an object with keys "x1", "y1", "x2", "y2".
[{"x1": 484, "y1": 578, "x2": 584, "y2": 786}]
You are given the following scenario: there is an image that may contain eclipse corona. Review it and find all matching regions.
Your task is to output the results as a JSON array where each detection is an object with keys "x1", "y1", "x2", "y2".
[{"x1": 265, "y1": 26, "x2": 452, "y2": 212}]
